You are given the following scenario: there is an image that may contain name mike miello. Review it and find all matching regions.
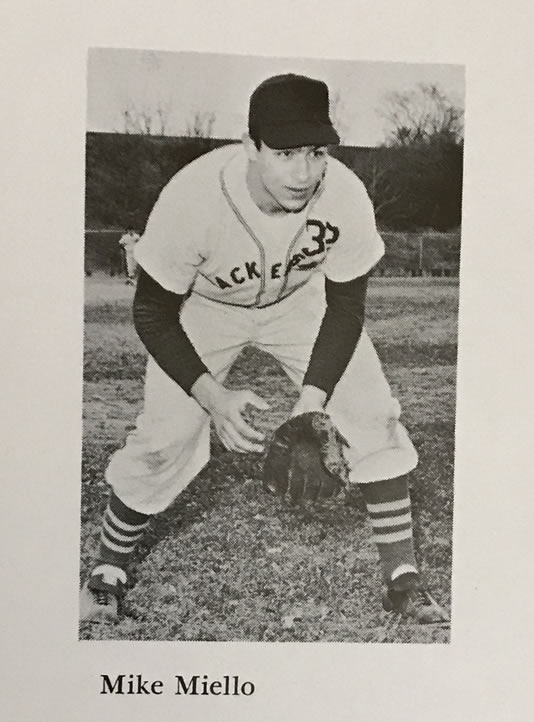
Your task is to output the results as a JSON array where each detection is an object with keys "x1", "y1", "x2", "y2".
[{"x1": 100, "y1": 674, "x2": 256, "y2": 697}]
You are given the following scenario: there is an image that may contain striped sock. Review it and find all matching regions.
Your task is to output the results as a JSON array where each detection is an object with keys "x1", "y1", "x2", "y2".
[
  {"x1": 359, "y1": 477, "x2": 418, "y2": 584},
  {"x1": 94, "y1": 492, "x2": 150, "y2": 573}
]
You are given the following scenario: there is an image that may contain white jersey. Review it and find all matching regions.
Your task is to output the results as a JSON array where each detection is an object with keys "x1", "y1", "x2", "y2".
[{"x1": 134, "y1": 144, "x2": 384, "y2": 308}]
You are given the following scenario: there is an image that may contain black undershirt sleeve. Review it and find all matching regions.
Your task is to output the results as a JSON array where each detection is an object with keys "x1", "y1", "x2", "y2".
[
  {"x1": 133, "y1": 269, "x2": 209, "y2": 394},
  {"x1": 302, "y1": 273, "x2": 369, "y2": 399}
]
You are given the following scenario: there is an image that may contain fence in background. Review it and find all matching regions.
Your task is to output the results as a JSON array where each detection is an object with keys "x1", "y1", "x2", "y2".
[{"x1": 85, "y1": 228, "x2": 460, "y2": 278}]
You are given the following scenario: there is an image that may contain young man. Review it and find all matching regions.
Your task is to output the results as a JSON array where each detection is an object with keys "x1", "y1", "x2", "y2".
[
  {"x1": 80, "y1": 74, "x2": 448, "y2": 627},
  {"x1": 118, "y1": 227, "x2": 140, "y2": 284}
]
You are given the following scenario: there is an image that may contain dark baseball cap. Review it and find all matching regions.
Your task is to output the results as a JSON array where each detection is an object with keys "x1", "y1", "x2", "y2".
[{"x1": 248, "y1": 73, "x2": 340, "y2": 149}]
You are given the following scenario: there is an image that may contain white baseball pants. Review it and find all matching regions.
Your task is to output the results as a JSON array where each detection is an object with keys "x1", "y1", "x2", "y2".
[{"x1": 106, "y1": 279, "x2": 418, "y2": 514}]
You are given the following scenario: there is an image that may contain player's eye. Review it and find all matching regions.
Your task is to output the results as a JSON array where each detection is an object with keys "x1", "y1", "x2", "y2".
[{"x1": 313, "y1": 147, "x2": 327, "y2": 158}]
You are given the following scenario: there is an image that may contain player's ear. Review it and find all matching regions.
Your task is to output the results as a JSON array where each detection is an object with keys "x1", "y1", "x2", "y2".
[{"x1": 242, "y1": 133, "x2": 259, "y2": 161}]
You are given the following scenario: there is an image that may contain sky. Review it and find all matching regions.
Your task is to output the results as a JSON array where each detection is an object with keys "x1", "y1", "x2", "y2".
[{"x1": 87, "y1": 48, "x2": 465, "y2": 147}]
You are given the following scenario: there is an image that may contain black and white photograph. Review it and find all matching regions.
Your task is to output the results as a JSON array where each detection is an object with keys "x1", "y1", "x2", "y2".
[
  {"x1": 79, "y1": 48, "x2": 463, "y2": 643},
  {"x1": 5, "y1": 1, "x2": 534, "y2": 720}
]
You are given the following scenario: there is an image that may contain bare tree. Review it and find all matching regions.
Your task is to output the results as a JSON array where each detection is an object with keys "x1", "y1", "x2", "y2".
[
  {"x1": 359, "y1": 150, "x2": 404, "y2": 217},
  {"x1": 155, "y1": 100, "x2": 172, "y2": 136},
  {"x1": 120, "y1": 100, "x2": 173, "y2": 136},
  {"x1": 118, "y1": 101, "x2": 219, "y2": 139},
  {"x1": 379, "y1": 83, "x2": 463, "y2": 146},
  {"x1": 369, "y1": 83, "x2": 464, "y2": 229},
  {"x1": 121, "y1": 104, "x2": 140, "y2": 134},
  {"x1": 138, "y1": 107, "x2": 154, "y2": 135},
  {"x1": 184, "y1": 109, "x2": 216, "y2": 138}
]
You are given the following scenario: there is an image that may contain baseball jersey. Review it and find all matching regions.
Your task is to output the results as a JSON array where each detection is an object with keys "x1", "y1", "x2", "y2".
[{"x1": 134, "y1": 145, "x2": 384, "y2": 308}]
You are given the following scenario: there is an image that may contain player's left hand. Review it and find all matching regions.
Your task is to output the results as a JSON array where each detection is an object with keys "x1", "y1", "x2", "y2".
[
  {"x1": 291, "y1": 384, "x2": 328, "y2": 417},
  {"x1": 263, "y1": 411, "x2": 349, "y2": 502}
]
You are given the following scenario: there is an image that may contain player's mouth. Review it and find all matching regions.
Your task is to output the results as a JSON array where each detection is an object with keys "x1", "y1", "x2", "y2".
[{"x1": 285, "y1": 186, "x2": 313, "y2": 197}]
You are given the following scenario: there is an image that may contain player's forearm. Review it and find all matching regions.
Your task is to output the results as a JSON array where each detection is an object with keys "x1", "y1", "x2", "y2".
[
  {"x1": 133, "y1": 269, "x2": 209, "y2": 394},
  {"x1": 303, "y1": 274, "x2": 368, "y2": 399},
  {"x1": 190, "y1": 372, "x2": 227, "y2": 414}
]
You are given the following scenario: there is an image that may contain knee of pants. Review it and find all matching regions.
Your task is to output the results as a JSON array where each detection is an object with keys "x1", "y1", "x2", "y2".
[
  {"x1": 106, "y1": 422, "x2": 212, "y2": 514},
  {"x1": 328, "y1": 392, "x2": 418, "y2": 482},
  {"x1": 113, "y1": 407, "x2": 210, "y2": 472},
  {"x1": 342, "y1": 427, "x2": 418, "y2": 485}
]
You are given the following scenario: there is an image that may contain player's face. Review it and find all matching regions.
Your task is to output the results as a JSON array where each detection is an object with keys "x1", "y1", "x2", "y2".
[{"x1": 247, "y1": 141, "x2": 328, "y2": 214}]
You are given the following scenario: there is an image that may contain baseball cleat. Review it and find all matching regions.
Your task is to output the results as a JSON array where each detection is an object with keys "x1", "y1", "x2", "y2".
[
  {"x1": 79, "y1": 567, "x2": 126, "y2": 623},
  {"x1": 383, "y1": 572, "x2": 449, "y2": 625}
]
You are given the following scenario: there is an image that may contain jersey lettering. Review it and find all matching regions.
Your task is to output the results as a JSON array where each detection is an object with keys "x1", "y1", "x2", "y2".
[
  {"x1": 230, "y1": 267, "x2": 245, "y2": 284},
  {"x1": 215, "y1": 276, "x2": 232, "y2": 289},
  {"x1": 245, "y1": 261, "x2": 261, "y2": 279},
  {"x1": 325, "y1": 222, "x2": 340, "y2": 245},
  {"x1": 302, "y1": 220, "x2": 326, "y2": 256},
  {"x1": 211, "y1": 220, "x2": 340, "y2": 291},
  {"x1": 285, "y1": 253, "x2": 305, "y2": 275}
]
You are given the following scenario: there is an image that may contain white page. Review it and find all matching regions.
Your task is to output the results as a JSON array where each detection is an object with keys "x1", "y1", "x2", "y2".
[{"x1": 3, "y1": 1, "x2": 533, "y2": 720}]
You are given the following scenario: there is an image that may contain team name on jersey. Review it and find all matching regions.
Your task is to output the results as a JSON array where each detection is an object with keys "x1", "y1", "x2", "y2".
[{"x1": 213, "y1": 219, "x2": 339, "y2": 290}]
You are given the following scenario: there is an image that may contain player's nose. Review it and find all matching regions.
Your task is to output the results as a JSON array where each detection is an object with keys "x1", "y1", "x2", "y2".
[{"x1": 292, "y1": 155, "x2": 311, "y2": 183}]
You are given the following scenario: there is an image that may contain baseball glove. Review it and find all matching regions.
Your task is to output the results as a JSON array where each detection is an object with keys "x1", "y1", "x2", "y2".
[{"x1": 263, "y1": 411, "x2": 350, "y2": 502}]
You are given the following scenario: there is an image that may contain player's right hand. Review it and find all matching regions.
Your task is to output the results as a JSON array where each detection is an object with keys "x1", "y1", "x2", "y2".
[
  {"x1": 210, "y1": 389, "x2": 269, "y2": 453},
  {"x1": 191, "y1": 374, "x2": 269, "y2": 453}
]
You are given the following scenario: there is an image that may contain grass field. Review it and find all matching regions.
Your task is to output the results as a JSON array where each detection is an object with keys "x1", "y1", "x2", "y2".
[{"x1": 79, "y1": 276, "x2": 458, "y2": 643}]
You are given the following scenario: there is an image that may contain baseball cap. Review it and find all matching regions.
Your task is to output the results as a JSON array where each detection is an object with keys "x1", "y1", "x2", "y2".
[{"x1": 248, "y1": 73, "x2": 340, "y2": 149}]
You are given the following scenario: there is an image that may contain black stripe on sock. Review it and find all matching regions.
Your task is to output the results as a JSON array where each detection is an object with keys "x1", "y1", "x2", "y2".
[
  {"x1": 101, "y1": 527, "x2": 141, "y2": 551},
  {"x1": 108, "y1": 492, "x2": 150, "y2": 526},
  {"x1": 104, "y1": 513, "x2": 147, "y2": 538},
  {"x1": 373, "y1": 521, "x2": 412, "y2": 537},
  {"x1": 368, "y1": 505, "x2": 411, "y2": 520}
]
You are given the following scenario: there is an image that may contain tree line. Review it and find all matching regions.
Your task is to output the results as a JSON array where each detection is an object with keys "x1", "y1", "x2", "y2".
[
  {"x1": 85, "y1": 133, "x2": 462, "y2": 232},
  {"x1": 86, "y1": 84, "x2": 463, "y2": 232}
]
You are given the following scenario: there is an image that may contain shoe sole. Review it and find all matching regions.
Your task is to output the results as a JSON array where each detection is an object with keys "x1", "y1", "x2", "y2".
[
  {"x1": 382, "y1": 590, "x2": 450, "y2": 624},
  {"x1": 79, "y1": 583, "x2": 120, "y2": 624}
]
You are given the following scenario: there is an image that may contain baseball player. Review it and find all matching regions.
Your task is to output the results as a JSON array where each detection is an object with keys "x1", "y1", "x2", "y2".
[
  {"x1": 80, "y1": 74, "x2": 448, "y2": 627},
  {"x1": 118, "y1": 227, "x2": 140, "y2": 284}
]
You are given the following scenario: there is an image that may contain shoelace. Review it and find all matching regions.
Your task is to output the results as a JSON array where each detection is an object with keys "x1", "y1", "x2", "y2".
[
  {"x1": 405, "y1": 589, "x2": 449, "y2": 626},
  {"x1": 377, "y1": 588, "x2": 449, "y2": 642},
  {"x1": 390, "y1": 588, "x2": 432, "y2": 612},
  {"x1": 411, "y1": 590, "x2": 432, "y2": 608}
]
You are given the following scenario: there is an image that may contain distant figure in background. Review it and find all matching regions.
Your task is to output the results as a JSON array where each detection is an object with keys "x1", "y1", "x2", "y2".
[{"x1": 119, "y1": 227, "x2": 140, "y2": 284}]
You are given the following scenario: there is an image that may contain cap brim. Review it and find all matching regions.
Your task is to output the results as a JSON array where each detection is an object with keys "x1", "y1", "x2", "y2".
[{"x1": 260, "y1": 121, "x2": 340, "y2": 149}]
